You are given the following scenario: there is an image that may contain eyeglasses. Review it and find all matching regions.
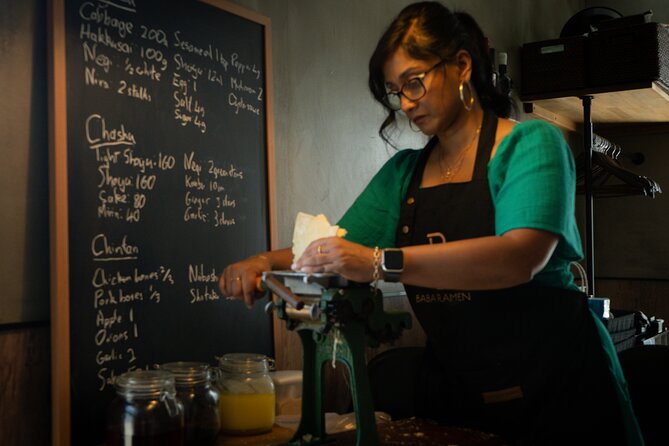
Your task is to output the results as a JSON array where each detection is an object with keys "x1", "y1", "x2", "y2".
[{"x1": 384, "y1": 59, "x2": 447, "y2": 111}]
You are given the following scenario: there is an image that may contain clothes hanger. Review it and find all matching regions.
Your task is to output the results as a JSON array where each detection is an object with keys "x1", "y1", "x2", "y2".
[
  {"x1": 576, "y1": 134, "x2": 662, "y2": 198},
  {"x1": 592, "y1": 134, "x2": 645, "y2": 164},
  {"x1": 577, "y1": 151, "x2": 662, "y2": 198},
  {"x1": 592, "y1": 134, "x2": 621, "y2": 159}
]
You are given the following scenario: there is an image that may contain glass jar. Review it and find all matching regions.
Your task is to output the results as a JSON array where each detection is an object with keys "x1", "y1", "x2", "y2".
[
  {"x1": 160, "y1": 361, "x2": 221, "y2": 446},
  {"x1": 217, "y1": 353, "x2": 276, "y2": 435},
  {"x1": 106, "y1": 370, "x2": 184, "y2": 446}
]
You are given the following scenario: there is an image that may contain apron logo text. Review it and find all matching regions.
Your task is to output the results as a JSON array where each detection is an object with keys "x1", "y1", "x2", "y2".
[
  {"x1": 426, "y1": 232, "x2": 446, "y2": 244},
  {"x1": 415, "y1": 292, "x2": 472, "y2": 303}
]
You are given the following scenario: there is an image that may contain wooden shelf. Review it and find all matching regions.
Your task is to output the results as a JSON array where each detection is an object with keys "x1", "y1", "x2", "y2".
[{"x1": 522, "y1": 81, "x2": 669, "y2": 132}]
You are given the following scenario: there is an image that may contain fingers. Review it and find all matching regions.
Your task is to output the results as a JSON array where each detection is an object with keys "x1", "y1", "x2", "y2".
[
  {"x1": 291, "y1": 239, "x2": 376, "y2": 283},
  {"x1": 218, "y1": 273, "x2": 226, "y2": 295},
  {"x1": 219, "y1": 268, "x2": 238, "y2": 298},
  {"x1": 241, "y1": 274, "x2": 257, "y2": 309},
  {"x1": 292, "y1": 238, "x2": 339, "y2": 273},
  {"x1": 293, "y1": 240, "x2": 324, "y2": 270},
  {"x1": 219, "y1": 263, "x2": 266, "y2": 309}
]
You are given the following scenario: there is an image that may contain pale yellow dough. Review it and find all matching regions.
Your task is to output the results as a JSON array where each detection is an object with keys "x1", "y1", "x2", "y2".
[{"x1": 292, "y1": 212, "x2": 347, "y2": 261}]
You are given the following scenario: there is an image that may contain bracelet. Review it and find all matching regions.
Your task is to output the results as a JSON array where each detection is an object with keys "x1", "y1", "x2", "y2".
[{"x1": 372, "y1": 246, "x2": 380, "y2": 293}]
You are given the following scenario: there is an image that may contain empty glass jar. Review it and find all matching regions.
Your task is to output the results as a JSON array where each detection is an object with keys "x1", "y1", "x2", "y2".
[
  {"x1": 160, "y1": 361, "x2": 221, "y2": 446},
  {"x1": 106, "y1": 369, "x2": 184, "y2": 446},
  {"x1": 217, "y1": 353, "x2": 276, "y2": 435}
]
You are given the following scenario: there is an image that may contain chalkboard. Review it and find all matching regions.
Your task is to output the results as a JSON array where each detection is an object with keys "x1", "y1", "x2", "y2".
[{"x1": 50, "y1": 1, "x2": 276, "y2": 444}]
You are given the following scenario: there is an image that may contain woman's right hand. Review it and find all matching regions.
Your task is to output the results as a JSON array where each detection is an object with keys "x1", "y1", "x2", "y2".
[{"x1": 219, "y1": 255, "x2": 271, "y2": 309}]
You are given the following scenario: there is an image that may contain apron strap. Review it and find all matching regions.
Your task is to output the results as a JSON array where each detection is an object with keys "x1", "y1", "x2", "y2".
[
  {"x1": 408, "y1": 108, "x2": 498, "y2": 190},
  {"x1": 472, "y1": 109, "x2": 498, "y2": 179},
  {"x1": 395, "y1": 109, "x2": 498, "y2": 248}
]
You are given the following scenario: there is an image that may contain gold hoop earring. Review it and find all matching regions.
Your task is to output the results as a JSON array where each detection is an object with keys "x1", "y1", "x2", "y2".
[{"x1": 459, "y1": 80, "x2": 474, "y2": 112}]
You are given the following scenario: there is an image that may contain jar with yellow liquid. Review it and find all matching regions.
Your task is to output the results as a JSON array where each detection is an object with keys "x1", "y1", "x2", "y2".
[{"x1": 216, "y1": 353, "x2": 276, "y2": 435}]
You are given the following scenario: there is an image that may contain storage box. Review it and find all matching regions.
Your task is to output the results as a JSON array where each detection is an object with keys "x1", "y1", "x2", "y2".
[
  {"x1": 605, "y1": 309, "x2": 651, "y2": 353},
  {"x1": 609, "y1": 327, "x2": 637, "y2": 344},
  {"x1": 588, "y1": 22, "x2": 669, "y2": 89},
  {"x1": 521, "y1": 35, "x2": 587, "y2": 97},
  {"x1": 642, "y1": 329, "x2": 668, "y2": 346},
  {"x1": 270, "y1": 370, "x2": 302, "y2": 416},
  {"x1": 587, "y1": 297, "x2": 610, "y2": 321},
  {"x1": 604, "y1": 309, "x2": 637, "y2": 333},
  {"x1": 613, "y1": 335, "x2": 640, "y2": 353}
]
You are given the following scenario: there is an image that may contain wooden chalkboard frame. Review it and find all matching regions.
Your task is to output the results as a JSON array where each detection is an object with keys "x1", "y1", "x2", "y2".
[{"x1": 48, "y1": 1, "x2": 276, "y2": 444}]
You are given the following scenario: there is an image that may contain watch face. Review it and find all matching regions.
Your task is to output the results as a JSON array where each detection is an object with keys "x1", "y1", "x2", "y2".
[{"x1": 383, "y1": 249, "x2": 403, "y2": 271}]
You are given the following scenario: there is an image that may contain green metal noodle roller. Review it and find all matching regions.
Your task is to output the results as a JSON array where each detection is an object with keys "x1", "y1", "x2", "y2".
[{"x1": 261, "y1": 271, "x2": 412, "y2": 446}]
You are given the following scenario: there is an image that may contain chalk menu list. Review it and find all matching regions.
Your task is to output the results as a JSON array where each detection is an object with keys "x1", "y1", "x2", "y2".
[{"x1": 62, "y1": 1, "x2": 273, "y2": 444}]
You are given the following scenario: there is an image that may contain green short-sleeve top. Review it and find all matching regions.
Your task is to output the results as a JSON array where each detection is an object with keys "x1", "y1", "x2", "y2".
[{"x1": 338, "y1": 119, "x2": 584, "y2": 290}]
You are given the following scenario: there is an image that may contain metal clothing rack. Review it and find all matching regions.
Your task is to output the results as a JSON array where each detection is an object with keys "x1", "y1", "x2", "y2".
[{"x1": 581, "y1": 96, "x2": 595, "y2": 296}]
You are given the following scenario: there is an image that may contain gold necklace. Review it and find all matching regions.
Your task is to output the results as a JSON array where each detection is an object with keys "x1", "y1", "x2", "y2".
[{"x1": 439, "y1": 125, "x2": 482, "y2": 181}]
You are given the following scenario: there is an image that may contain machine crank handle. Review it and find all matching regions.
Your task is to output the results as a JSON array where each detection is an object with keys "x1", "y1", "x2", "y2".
[
  {"x1": 255, "y1": 278, "x2": 277, "y2": 315},
  {"x1": 261, "y1": 275, "x2": 305, "y2": 310}
]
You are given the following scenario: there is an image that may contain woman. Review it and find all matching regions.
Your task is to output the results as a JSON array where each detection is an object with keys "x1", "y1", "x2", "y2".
[{"x1": 220, "y1": 2, "x2": 643, "y2": 444}]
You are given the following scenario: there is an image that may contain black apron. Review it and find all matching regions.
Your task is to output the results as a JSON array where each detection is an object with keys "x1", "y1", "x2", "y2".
[{"x1": 397, "y1": 110, "x2": 627, "y2": 445}]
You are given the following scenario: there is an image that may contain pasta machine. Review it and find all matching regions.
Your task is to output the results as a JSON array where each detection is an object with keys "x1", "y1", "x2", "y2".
[{"x1": 262, "y1": 271, "x2": 412, "y2": 446}]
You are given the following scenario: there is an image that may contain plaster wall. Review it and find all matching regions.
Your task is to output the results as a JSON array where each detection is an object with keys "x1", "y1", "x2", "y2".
[{"x1": 230, "y1": 0, "x2": 584, "y2": 248}]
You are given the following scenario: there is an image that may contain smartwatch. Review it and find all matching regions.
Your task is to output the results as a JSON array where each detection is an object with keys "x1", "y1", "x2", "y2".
[{"x1": 381, "y1": 248, "x2": 404, "y2": 282}]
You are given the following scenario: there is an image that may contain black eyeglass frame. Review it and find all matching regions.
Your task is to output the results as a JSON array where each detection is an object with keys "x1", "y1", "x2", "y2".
[{"x1": 384, "y1": 59, "x2": 447, "y2": 111}]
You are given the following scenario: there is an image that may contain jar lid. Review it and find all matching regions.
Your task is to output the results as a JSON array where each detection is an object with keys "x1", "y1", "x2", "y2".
[
  {"x1": 115, "y1": 370, "x2": 176, "y2": 397},
  {"x1": 159, "y1": 361, "x2": 211, "y2": 385},
  {"x1": 217, "y1": 353, "x2": 275, "y2": 374}
]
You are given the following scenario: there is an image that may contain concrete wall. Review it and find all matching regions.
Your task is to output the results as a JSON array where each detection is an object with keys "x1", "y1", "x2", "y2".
[{"x1": 230, "y1": 0, "x2": 584, "y2": 248}]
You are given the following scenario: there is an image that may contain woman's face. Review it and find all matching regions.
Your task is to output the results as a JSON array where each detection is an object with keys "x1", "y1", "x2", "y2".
[{"x1": 383, "y1": 47, "x2": 464, "y2": 136}]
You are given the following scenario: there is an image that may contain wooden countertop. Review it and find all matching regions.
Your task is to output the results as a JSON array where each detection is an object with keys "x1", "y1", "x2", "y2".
[
  {"x1": 217, "y1": 424, "x2": 293, "y2": 445},
  {"x1": 216, "y1": 417, "x2": 507, "y2": 446}
]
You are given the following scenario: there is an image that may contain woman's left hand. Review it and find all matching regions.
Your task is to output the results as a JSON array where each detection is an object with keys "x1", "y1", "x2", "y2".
[{"x1": 291, "y1": 237, "x2": 376, "y2": 283}]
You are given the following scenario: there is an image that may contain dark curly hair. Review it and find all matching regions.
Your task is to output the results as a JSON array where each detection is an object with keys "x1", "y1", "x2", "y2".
[{"x1": 368, "y1": 1, "x2": 513, "y2": 143}]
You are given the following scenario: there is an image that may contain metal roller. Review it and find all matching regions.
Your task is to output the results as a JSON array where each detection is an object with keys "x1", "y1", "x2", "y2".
[{"x1": 285, "y1": 303, "x2": 321, "y2": 321}]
